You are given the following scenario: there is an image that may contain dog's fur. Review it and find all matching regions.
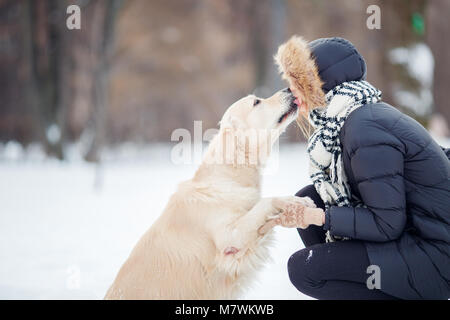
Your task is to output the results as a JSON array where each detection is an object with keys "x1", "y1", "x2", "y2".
[
  {"x1": 274, "y1": 36, "x2": 325, "y2": 111},
  {"x1": 105, "y1": 89, "x2": 311, "y2": 300}
]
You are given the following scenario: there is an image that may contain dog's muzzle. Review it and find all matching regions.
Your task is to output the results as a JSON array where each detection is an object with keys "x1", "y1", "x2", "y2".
[{"x1": 277, "y1": 88, "x2": 298, "y2": 124}]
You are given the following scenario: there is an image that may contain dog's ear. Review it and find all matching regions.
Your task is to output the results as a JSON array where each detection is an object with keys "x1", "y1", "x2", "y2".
[{"x1": 220, "y1": 115, "x2": 245, "y2": 130}]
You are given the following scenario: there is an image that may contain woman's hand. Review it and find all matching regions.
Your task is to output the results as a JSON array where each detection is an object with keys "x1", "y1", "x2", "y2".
[{"x1": 258, "y1": 196, "x2": 324, "y2": 234}]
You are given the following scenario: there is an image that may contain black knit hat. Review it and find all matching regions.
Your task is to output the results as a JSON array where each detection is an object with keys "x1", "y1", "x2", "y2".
[{"x1": 308, "y1": 37, "x2": 367, "y2": 93}]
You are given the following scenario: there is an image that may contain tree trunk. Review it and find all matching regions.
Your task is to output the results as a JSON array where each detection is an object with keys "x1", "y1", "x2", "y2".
[
  {"x1": 26, "y1": 0, "x2": 70, "y2": 160},
  {"x1": 247, "y1": 0, "x2": 286, "y2": 97},
  {"x1": 85, "y1": 0, "x2": 123, "y2": 163}
]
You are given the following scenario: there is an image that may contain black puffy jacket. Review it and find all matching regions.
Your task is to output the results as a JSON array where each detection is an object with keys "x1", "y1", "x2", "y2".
[{"x1": 310, "y1": 38, "x2": 450, "y2": 299}]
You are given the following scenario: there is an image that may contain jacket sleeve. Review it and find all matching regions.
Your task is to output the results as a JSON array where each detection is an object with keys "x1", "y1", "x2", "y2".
[{"x1": 325, "y1": 143, "x2": 407, "y2": 242}]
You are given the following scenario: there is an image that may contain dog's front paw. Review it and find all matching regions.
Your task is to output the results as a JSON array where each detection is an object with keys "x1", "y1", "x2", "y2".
[
  {"x1": 296, "y1": 196, "x2": 316, "y2": 208},
  {"x1": 259, "y1": 196, "x2": 314, "y2": 231},
  {"x1": 271, "y1": 196, "x2": 315, "y2": 211},
  {"x1": 258, "y1": 196, "x2": 310, "y2": 235}
]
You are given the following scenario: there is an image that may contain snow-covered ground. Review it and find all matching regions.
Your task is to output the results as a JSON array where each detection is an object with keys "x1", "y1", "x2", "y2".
[{"x1": 0, "y1": 143, "x2": 313, "y2": 300}]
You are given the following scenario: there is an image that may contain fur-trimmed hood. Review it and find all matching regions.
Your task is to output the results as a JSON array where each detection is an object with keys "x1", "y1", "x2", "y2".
[
  {"x1": 274, "y1": 36, "x2": 367, "y2": 110},
  {"x1": 274, "y1": 36, "x2": 325, "y2": 111}
]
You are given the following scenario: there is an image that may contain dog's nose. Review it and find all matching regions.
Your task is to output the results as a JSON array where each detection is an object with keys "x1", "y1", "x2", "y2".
[{"x1": 282, "y1": 87, "x2": 291, "y2": 94}]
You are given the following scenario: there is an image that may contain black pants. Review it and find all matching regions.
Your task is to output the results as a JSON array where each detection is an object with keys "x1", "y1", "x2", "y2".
[{"x1": 288, "y1": 185, "x2": 398, "y2": 300}]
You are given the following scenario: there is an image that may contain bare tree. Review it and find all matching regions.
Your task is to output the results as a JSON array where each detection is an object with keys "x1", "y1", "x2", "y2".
[
  {"x1": 84, "y1": 0, "x2": 123, "y2": 162},
  {"x1": 24, "y1": 0, "x2": 74, "y2": 159},
  {"x1": 246, "y1": 0, "x2": 286, "y2": 97}
]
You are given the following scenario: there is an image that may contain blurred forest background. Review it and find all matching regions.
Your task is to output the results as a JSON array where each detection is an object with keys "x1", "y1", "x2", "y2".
[{"x1": 0, "y1": 0, "x2": 449, "y2": 161}]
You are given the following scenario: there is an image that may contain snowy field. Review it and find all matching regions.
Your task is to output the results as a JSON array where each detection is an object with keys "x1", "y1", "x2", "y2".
[{"x1": 0, "y1": 143, "x2": 314, "y2": 300}]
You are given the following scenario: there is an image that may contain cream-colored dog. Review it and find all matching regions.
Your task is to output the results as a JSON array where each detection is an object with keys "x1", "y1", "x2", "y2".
[{"x1": 105, "y1": 88, "x2": 314, "y2": 299}]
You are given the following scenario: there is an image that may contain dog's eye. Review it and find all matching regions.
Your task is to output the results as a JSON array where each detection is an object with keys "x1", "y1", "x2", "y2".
[{"x1": 253, "y1": 99, "x2": 261, "y2": 107}]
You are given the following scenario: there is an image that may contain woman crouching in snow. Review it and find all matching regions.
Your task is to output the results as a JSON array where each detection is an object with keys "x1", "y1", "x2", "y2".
[{"x1": 268, "y1": 36, "x2": 450, "y2": 300}]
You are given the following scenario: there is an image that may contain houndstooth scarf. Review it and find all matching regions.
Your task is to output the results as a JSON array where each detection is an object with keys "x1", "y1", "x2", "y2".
[{"x1": 307, "y1": 80, "x2": 382, "y2": 242}]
